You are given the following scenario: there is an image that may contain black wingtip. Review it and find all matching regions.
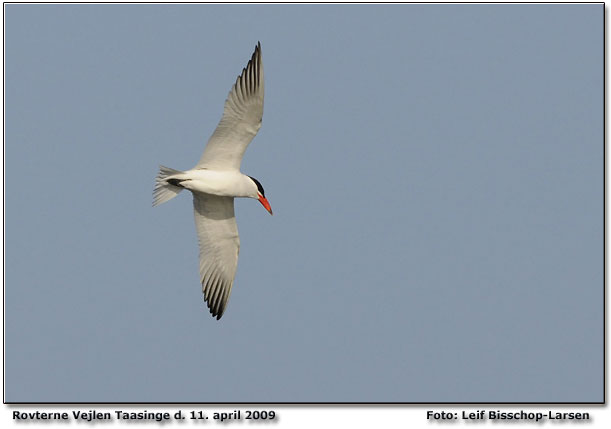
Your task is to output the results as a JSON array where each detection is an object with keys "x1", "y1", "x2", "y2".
[
  {"x1": 212, "y1": 306, "x2": 225, "y2": 320},
  {"x1": 205, "y1": 293, "x2": 226, "y2": 320},
  {"x1": 207, "y1": 302, "x2": 224, "y2": 320}
]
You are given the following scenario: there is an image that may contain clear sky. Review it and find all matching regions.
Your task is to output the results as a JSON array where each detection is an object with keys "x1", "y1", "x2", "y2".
[{"x1": 4, "y1": 4, "x2": 603, "y2": 402}]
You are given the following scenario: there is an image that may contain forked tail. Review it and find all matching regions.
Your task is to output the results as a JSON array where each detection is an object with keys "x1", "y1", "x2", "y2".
[{"x1": 153, "y1": 165, "x2": 184, "y2": 206}]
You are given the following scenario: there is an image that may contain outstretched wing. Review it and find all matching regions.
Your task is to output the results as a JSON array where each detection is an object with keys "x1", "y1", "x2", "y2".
[
  {"x1": 196, "y1": 42, "x2": 264, "y2": 170},
  {"x1": 193, "y1": 193, "x2": 240, "y2": 319}
]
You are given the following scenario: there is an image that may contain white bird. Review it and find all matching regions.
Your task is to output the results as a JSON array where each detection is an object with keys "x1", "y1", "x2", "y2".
[{"x1": 153, "y1": 42, "x2": 272, "y2": 320}]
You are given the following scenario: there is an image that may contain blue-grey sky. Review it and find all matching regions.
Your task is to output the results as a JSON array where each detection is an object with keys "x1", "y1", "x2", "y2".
[{"x1": 4, "y1": 4, "x2": 603, "y2": 402}]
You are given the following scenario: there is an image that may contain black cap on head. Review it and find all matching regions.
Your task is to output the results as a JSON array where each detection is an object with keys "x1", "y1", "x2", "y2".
[{"x1": 248, "y1": 176, "x2": 265, "y2": 196}]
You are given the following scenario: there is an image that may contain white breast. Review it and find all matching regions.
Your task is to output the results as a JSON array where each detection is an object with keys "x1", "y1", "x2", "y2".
[{"x1": 180, "y1": 169, "x2": 253, "y2": 197}]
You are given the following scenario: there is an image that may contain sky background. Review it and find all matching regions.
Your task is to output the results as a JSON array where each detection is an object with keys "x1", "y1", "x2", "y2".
[{"x1": 4, "y1": 4, "x2": 603, "y2": 402}]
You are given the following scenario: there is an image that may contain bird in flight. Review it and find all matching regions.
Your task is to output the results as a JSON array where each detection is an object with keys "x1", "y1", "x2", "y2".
[{"x1": 153, "y1": 42, "x2": 272, "y2": 320}]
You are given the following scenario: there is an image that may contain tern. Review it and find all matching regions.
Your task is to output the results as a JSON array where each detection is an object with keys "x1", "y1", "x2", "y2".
[{"x1": 153, "y1": 42, "x2": 272, "y2": 320}]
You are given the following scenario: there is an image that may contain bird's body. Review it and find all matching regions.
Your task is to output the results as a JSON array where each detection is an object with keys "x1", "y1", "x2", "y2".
[
  {"x1": 164, "y1": 169, "x2": 259, "y2": 198},
  {"x1": 153, "y1": 42, "x2": 272, "y2": 320}
]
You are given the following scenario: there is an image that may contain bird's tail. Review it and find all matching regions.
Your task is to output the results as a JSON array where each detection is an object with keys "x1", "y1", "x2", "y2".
[{"x1": 153, "y1": 165, "x2": 184, "y2": 206}]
